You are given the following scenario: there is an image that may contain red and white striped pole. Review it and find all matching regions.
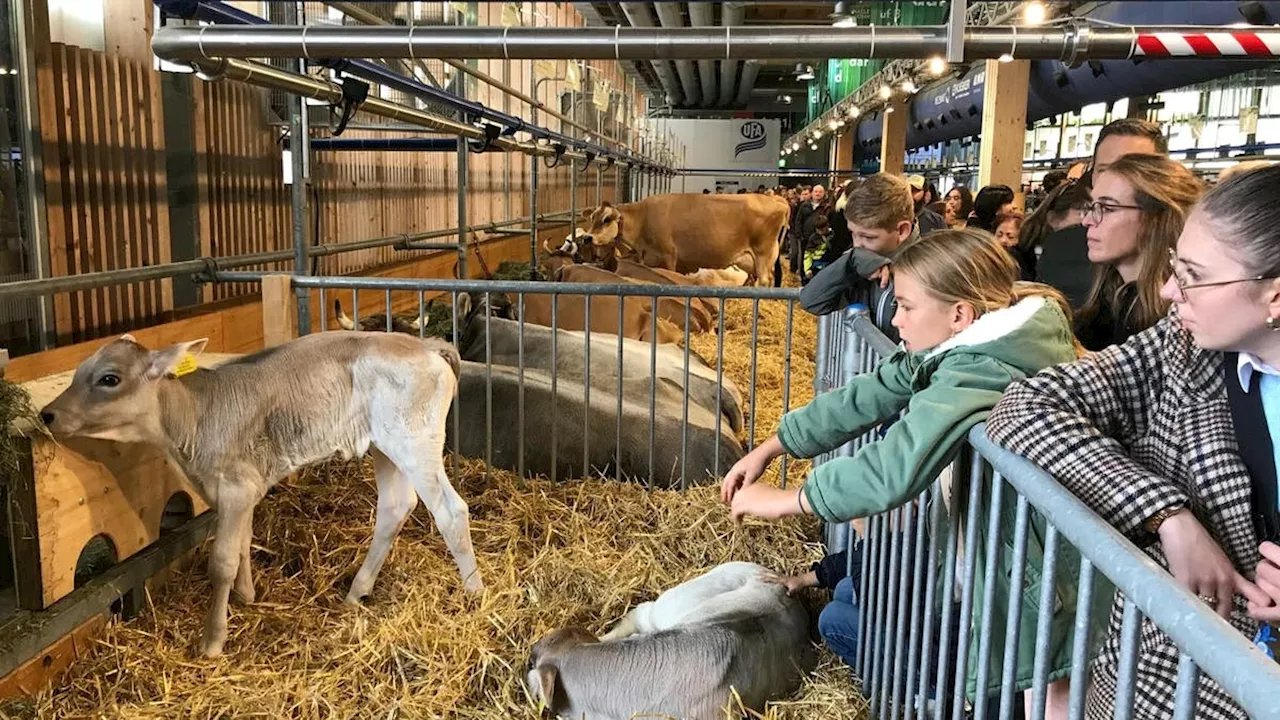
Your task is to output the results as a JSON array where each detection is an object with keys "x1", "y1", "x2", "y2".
[{"x1": 1135, "y1": 30, "x2": 1280, "y2": 58}]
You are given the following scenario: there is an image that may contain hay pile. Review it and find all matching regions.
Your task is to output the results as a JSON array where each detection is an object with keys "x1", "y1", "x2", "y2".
[
  {"x1": 0, "y1": 375, "x2": 34, "y2": 480},
  {"x1": 6, "y1": 283, "x2": 867, "y2": 720}
]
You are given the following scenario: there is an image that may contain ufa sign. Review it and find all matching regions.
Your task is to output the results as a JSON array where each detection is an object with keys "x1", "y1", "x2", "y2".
[{"x1": 734, "y1": 120, "x2": 768, "y2": 158}]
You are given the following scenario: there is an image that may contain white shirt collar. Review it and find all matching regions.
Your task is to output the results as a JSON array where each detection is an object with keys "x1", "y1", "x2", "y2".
[{"x1": 1236, "y1": 352, "x2": 1280, "y2": 392}]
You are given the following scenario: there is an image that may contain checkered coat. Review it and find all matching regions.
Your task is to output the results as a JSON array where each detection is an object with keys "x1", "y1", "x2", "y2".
[{"x1": 985, "y1": 312, "x2": 1264, "y2": 720}]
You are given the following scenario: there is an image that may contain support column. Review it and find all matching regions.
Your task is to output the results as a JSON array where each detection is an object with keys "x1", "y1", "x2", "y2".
[
  {"x1": 835, "y1": 131, "x2": 854, "y2": 184},
  {"x1": 287, "y1": 3, "x2": 311, "y2": 335},
  {"x1": 977, "y1": 59, "x2": 1031, "y2": 204},
  {"x1": 879, "y1": 98, "x2": 908, "y2": 177}
]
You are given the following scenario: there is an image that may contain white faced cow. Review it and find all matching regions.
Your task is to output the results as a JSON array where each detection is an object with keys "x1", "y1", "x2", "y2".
[{"x1": 39, "y1": 332, "x2": 483, "y2": 657}]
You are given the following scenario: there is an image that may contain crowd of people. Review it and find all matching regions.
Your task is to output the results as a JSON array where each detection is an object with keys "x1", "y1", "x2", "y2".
[{"x1": 716, "y1": 117, "x2": 1280, "y2": 719}]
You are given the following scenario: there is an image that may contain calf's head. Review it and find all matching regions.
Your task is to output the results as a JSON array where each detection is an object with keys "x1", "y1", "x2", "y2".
[
  {"x1": 334, "y1": 298, "x2": 422, "y2": 334},
  {"x1": 40, "y1": 335, "x2": 208, "y2": 443},
  {"x1": 525, "y1": 626, "x2": 599, "y2": 715}
]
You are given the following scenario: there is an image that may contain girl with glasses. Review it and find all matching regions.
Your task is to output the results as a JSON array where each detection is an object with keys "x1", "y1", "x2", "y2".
[
  {"x1": 1074, "y1": 154, "x2": 1203, "y2": 352},
  {"x1": 987, "y1": 164, "x2": 1280, "y2": 719}
]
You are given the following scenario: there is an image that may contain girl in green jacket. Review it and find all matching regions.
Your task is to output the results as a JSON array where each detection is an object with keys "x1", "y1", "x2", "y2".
[{"x1": 723, "y1": 228, "x2": 1105, "y2": 720}]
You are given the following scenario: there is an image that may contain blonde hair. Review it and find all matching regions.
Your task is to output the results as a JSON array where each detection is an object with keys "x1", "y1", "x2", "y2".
[
  {"x1": 893, "y1": 229, "x2": 1085, "y2": 357},
  {"x1": 843, "y1": 173, "x2": 914, "y2": 230},
  {"x1": 1077, "y1": 153, "x2": 1204, "y2": 335}
]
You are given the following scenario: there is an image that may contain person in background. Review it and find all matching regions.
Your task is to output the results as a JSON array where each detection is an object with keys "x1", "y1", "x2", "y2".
[
  {"x1": 1041, "y1": 169, "x2": 1068, "y2": 195},
  {"x1": 945, "y1": 185, "x2": 975, "y2": 229},
  {"x1": 802, "y1": 213, "x2": 834, "y2": 284},
  {"x1": 969, "y1": 185, "x2": 1016, "y2": 233},
  {"x1": 791, "y1": 184, "x2": 830, "y2": 278},
  {"x1": 818, "y1": 179, "x2": 857, "y2": 270},
  {"x1": 1018, "y1": 178, "x2": 1088, "y2": 283},
  {"x1": 729, "y1": 229, "x2": 1101, "y2": 720},
  {"x1": 1074, "y1": 153, "x2": 1203, "y2": 352},
  {"x1": 799, "y1": 173, "x2": 917, "y2": 342},
  {"x1": 908, "y1": 175, "x2": 947, "y2": 235},
  {"x1": 702, "y1": 188, "x2": 711, "y2": 194},
  {"x1": 1039, "y1": 118, "x2": 1169, "y2": 311},
  {"x1": 994, "y1": 211, "x2": 1034, "y2": 281},
  {"x1": 985, "y1": 163, "x2": 1280, "y2": 720}
]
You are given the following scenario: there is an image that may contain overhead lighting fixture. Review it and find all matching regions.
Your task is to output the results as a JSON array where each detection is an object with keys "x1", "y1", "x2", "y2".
[
  {"x1": 1024, "y1": 1, "x2": 1047, "y2": 25},
  {"x1": 885, "y1": 106, "x2": 895, "y2": 113},
  {"x1": 999, "y1": 53, "x2": 1014, "y2": 63},
  {"x1": 879, "y1": 85, "x2": 892, "y2": 99},
  {"x1": 796, "y1": 64, "x2": 815, "y2": 81},
  {"x1": 783, "y1": 94, "x2": 792, "y2": 104},
  {"x1": 814, "y1": 130, "x2": 823, "y2": 139},
  {"x1": 901, "y1": 79, "x2": 917, "y2": 93},
  {"x1": 833, "y1": 16, "x2": 856, "y2": 28},
  {"x1": 848, "y1": 105, "x2": 861, "y2": 118},
  {"x1": 828, "y1": 119, "x2": 839, "y2": 131},
  {"x1": 837, "y1": 119, "x2": 846, "y2": 128},
  {"x1": 928, "y1": 56, "x2": 948, "y2": 76}
]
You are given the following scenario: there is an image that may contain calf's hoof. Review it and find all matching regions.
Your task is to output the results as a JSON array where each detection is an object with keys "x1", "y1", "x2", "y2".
[
  {"x1": 463, "y1": 574, "x2": 485, "y2": 594},
  {"x1": 197, "y1": 633, "x2": 226, "y2": 659},
  {"x1": 232, "y1": 583, "x2": 256, "y2": 605}
]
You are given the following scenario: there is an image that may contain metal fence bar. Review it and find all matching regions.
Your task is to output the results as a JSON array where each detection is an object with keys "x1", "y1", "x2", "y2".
[
  {"x1": 583, "y1": 295, "x2": 591, "y2": 478},
  {"x1": 1171, "y1": 656, "x2": 1201, "y2": 720},
  {"x1": 615, "y1": 300, "x2": 624, "y2": 483},
  {"x1": 1113, "y1": 599, "x2": 1143, "y2": 720},
  {"x1": 681, "y1": 298, "x2": 691, "y2": 490},
  {"x1": 950, "y1": 451, "x2": 986, "y2": 720},
  {"x1": 891, "y1": 501, "x2": 919, "y2": 718},
  {"x1": 970, "y1": 471, "x2": 1007, "y2": 720},
  {"x1": 1029, "y1": 526, "x2": 1061, "y2": 720},
  {"x1": 857, "y1": 514, "x2": 874, "y2": 681},
  {"x1": 748, "y1": 298, "x2": 760, "y2": 450},
  {"x1": 902, "y1": 486, "x2": 931, "y2": 720},
  {"x1": 997, "y1": 495, "x2": 1032, "y2": 720},
  {"x1": 932, "y1": 459, "x2": 963, "y2": 720},
  {"x1": 714, "y1": 298, "x2": 725, "y2": 479},
  {"x1": 517, "y1": 293, "x2": 527, "y2": 479},
  {"x1": 1066, "y1": 558, "x2": 1095, "y2": 720},
  {"x1": 648, "y1": 307, "x2": 658, "y2": 488},
  {"x1": 778, "y1": 300, "x2": 795, "y2": 487},
  {"x1": 550, "y1": 293, "x2": 559, "y2": 483},
  {"x1": 484, "y1": 292, "x2": 493, "y2": 479}
]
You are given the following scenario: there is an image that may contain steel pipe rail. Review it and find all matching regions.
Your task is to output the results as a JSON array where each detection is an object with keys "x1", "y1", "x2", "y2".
[
  {"x1": 156, "y1": 1, "x2": 650, "y2": 167},
  {"x1": 184, "y1": 55, "x2": 659, "y2": 171},
  {"x1": 0, "y1": 212, "x2": 573, "y2": 301},
  {"x1": 323, "y1": 1, "x2": 633, "y2": 154},
  {"x1": 150, "y1": 23, "x2": 1280, "y2": 63}
]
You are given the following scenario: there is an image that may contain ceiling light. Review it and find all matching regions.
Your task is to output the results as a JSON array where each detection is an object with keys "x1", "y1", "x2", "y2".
[
  {"x1": 901, "y1": 79, "x2": 917, "y2": 93},
  {"x1": 837, "y1": 119, "x2": 846, "y2": 128},
  {"x1": 833, "y1": 16, "x2": 856, "y2": 28},
  {"x1": 828, "y1": 119, "x2": 839, "y2": 131},
  {"x1": 879, "y1": 85, "x2": 892, "y2": 99},
  {"x1": 928, "y1": 56, "x2": 948, "y2": 76},
  {"x1": 783, "y1": 94, "x2": 792, "y2": 104},
  {"x1": 848, "y1": 105, "x2": 861, "y2": 118},
  {"x1": 885, "y1": 106, "x2": 895, "y2": 113},
  {"x1": 797, "y1": 66, "x2": 816, "y2": 81},
  {"x1": 999, "y1": 53, "x2": 1014, "y2": 63},
  {"x1": 814, "y1": 131, "x2": 823, "y2": 139},
  {"x1": 1024, "y1": 1, "x2": 1046, "y2": 25}
]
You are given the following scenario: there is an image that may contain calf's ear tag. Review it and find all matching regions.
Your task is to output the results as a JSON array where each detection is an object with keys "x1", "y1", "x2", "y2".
[{"x1": 172, "y1": 352, "x2": 199, "y2": 378}]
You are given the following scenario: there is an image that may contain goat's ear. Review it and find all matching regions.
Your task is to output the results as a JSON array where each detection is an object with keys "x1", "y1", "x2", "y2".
[
  {"x1": 534, "y1": 664, "x2": 559, "y2": 714},
  {"x1": 145, "y1": 338, "x2": 209, "y2": 380}
]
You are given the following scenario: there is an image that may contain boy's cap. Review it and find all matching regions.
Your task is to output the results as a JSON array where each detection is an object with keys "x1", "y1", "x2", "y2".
[{"x1": 906, "y1": 175, "x2": 926, "y2": 190}]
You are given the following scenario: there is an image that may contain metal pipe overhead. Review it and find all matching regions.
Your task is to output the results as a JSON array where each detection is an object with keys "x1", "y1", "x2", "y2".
[
  {"x1": 157, "y1": 0, "x2": 643, "y2": 166},
  {"x1": 717, "y1": 2, "x2": 745, "y2": 107},
  {"x1": 734, "y1": 60, "x2": 761, "y2": 107},
  {"x1": 652, "y1": 3, "x2": 700, "y2": 105},
  {"x1": 187, "y1": 55, "x2": 649, "y2": 170},
  {"x1": 308, "y1": 137, "x2": 459, "y2": 151},
  {"x1": 617, "y1": 3, "x2": 683, "y2": 106},
  {"x1": 152, "y1": 23, "x2": 1280, "y2": 63},
  {"x1": 325, "y1": 1, "x2": 629, "y2": 153},
  {"x1": 687, "y1": 2, "x2": 716, "y2": 108}
]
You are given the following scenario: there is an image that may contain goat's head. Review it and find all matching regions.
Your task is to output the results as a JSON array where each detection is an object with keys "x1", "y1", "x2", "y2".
[
  {"x1": 40, "y1": 335, "x2": 208, "y2": 443},
  {"x1": 525, "y1": 626, "x2": 599, "y2": 716}
]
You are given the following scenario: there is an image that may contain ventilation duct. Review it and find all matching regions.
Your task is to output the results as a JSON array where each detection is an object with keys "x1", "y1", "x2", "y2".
[
  {"x1": 718, "y1": 2, "x2": 745, "y2": 106},
  {"x1": 653, "y1": 2, "x2": 701, "y2": 106},
  {"x1": 617, "y1": 2, "x2": 683, "y2": 106},
  {"x1": 688, "y1": 2, "x2": 717, "y2": 108}
]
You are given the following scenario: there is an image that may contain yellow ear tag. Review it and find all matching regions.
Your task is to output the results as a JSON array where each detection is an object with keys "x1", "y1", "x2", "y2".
[{"x1": 171, "y1": 352, "x2": 199, "y2": 378}]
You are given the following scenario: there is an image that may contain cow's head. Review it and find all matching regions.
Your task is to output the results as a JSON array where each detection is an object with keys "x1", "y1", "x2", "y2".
[
  {"x1": 577, "y1": 203, "x2": 624, "y2": 247},
  {"x1": 334, "y1": 298, "x2": 423, "y2": 334},
  {"x1": 40, "y1": 335, "x2": 208, "y2": 443},
  {"x1": 525, "y1": 626, "x2": 599, "y2": 716}
]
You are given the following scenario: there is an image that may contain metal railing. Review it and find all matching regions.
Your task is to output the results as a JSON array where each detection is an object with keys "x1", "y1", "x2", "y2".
[
  {"x1": 211, "y1": 271, "x2": 802, "y2": 491},
  {"x1": 813, "y1": 307, "x2": 1280, "y2": 720}
]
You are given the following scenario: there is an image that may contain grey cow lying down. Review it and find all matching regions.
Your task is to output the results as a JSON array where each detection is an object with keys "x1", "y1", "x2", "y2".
[
  {"x1": 447, "y1": 361, "x2": 745, "y2": 487},
  {"x1": 527, "y1": 561, "x2": 816, "y2": 719},
  {"x1": 38, "y1": 332, "x2": 482, "y2": 657}
]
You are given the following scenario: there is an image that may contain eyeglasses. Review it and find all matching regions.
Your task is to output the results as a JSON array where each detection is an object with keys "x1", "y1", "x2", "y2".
[
  {"x1": 1079, "y1": 200, "x2": 1142, "y2": 225},
  {"x1": 1166, "y1": 248, "x2": 1279, "y2": 302}
]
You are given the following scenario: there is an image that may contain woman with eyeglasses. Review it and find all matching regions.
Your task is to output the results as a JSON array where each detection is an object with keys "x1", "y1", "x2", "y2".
[
  {"x1": 1074, "y1": 154, "x2": 1205, "y2": 352},
  {"x1": 986, "y1": 164, "x2": 1280, "y2": 719}
]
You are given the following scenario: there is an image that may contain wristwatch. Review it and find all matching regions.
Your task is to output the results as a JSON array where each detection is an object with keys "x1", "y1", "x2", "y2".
[{"x1": 1143, "y1": 505, "x2": 1186, "y2": 534}]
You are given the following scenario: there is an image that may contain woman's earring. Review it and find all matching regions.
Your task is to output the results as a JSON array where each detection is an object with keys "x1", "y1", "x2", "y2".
[{"x1": 1268, "y1": 316, "x2": 1279, "y2": 332}]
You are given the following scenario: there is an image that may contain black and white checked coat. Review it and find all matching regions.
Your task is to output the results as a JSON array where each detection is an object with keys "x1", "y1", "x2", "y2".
[{"x1": 985, "y1": 312, "x2": 1264, "y2": 720}]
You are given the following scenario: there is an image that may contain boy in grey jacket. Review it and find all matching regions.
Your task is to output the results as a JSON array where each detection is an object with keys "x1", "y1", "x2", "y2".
[{"x1": 799, "y1": 173, "x2": 919, "y2": 343}]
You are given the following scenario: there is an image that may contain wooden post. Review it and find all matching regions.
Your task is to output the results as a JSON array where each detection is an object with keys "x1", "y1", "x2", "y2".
[
  {"x1": 879, "y1": 98, "x2": 908, "y2": 177},
  {"x1": 978, "y1": 59, "x2": 1031, "y2": 206},
  {"x1": 834, "y1": 131, "x2": 855, "y2": 184},
  {"x1": 261, "y1": 274, "x2": 297, "y2": 348}
]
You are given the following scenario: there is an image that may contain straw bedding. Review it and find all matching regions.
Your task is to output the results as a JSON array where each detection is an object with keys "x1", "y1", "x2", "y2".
[{"x1": 4, "y1": 280, "x2": 866, "y2": 720}]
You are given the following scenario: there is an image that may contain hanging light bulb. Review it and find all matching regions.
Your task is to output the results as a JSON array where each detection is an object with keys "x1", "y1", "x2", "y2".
[
  {"x1": 928, "y1": 56, "x2": 948, "y2": 76},
  {"x1": 848, "y1": 105, "x2": 861, "y2": 118},
  {"x1": 828, "y1": 118, "x2": 839, "y2": 131},
  {"x1": 999, "y1": 53, "x2": 1014, "y2": 63},
  {"x1": 901, "y1": 79, "x2": 917, "y2": 94},
  {"x1": 1024, "y1": 1, "x2": 1047, "y2": 25},
  {"x1": 879, "y1": 85, "x2": 892, "y2": 100}
]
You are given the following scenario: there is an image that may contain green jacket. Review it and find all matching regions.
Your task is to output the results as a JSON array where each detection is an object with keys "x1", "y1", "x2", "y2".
[{"x1": 779, "y1": 296, "x2": 1112, "y2": 698}]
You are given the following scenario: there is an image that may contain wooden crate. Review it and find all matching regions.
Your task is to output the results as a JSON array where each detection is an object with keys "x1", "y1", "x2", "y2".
[{"x1": 5, "y1": 353, "x2": 239, "y2": 609}]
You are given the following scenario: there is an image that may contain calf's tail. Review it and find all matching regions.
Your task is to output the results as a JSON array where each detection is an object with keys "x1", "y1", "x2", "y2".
[{"x1": 423, "y1": 337, "x2": 462, "y2": 379}]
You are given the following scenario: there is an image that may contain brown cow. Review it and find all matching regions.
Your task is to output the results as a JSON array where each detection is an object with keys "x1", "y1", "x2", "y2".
[
  {"x1": 519, "y1": 286, "x2": 682, "y2": 347},
  {"x1": 555, "y1": 264, "x2": 714, "y2": 334},
  {"x1": 576, "y1": 194, "x2": 789, "y2": 286}
]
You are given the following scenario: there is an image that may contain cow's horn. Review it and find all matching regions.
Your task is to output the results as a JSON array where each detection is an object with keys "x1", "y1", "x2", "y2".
[
  {"x1": 334, "y1": 299, "x2": 356, "y2": 330},
  {"x1": 409, "y1": 315, "x2": 422, "y2": 331}
]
